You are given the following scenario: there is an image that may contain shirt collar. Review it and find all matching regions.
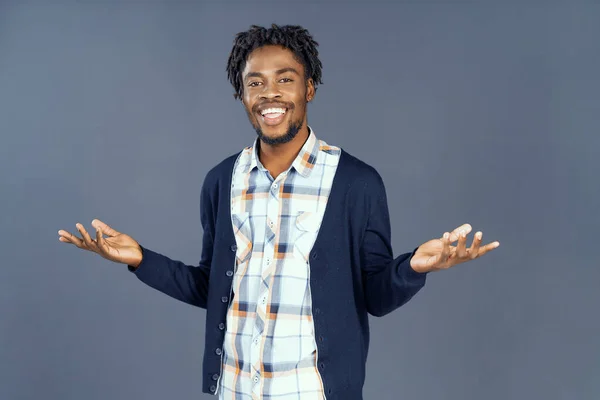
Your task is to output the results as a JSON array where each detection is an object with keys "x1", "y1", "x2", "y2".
[{"x1": 246, "y1": 126, "x2": 320, "y2": 178}]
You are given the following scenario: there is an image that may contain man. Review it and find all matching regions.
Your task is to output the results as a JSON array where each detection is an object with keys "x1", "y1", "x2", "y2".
[{"x1": 58, "y1": 24, "x2": 499, "y2": 400}]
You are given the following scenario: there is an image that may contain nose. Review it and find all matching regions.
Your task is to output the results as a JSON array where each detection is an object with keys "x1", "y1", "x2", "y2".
[{"x1": 259, "y1": 81, "x2": 282, "y2": 100}]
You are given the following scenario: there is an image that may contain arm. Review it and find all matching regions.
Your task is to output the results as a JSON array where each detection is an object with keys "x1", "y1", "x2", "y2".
[{"x1": 360, "y1": 172, "x2": 427, "y2": 317}]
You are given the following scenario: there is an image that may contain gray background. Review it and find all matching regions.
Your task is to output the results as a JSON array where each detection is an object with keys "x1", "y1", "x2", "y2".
[{"x1": 1, "y1": 1, "x2": 598, "y2": 399}]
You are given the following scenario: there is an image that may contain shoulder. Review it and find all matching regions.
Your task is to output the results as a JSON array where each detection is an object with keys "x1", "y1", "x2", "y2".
[
  {"x1": 338, "y1": 149, "x2": 385, "y2": 188},
  {"x1": 329, "y1": 150, "x2": 388, "y2": 224},
  {"x1": 202, "y1": 151, "x2": 243, "y2": 191}
]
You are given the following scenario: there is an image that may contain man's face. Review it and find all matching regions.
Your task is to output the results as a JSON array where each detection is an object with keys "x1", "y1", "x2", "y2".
[{"x1": 241, "y1": 45, "x2": 314, "y2": 145}]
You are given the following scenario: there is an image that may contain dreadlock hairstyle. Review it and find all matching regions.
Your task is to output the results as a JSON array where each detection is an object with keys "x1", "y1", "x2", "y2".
[{"x1": 226, "y1": 24, "x2": 323, "y2": 100}]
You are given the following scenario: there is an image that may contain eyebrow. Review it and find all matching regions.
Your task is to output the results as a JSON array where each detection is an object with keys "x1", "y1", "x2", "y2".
[{"x1": 244, "y1": 67, "x2": 300, "y2": 81}]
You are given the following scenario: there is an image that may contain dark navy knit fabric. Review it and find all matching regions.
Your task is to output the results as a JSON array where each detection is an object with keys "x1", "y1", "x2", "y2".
[{"x1": 130, "y1": 149, "x2": 427, "y2": 399}]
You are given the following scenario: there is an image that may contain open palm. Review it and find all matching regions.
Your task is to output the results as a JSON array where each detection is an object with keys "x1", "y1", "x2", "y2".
[
  {"x1": 410, "y1": 224, "x2": 500, "y2": 273},
  {"x1": 58, "y1": 219, "x2": 143, "y2": 267}
]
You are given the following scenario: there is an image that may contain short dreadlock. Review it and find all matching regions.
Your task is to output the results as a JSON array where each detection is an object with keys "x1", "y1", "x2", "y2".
[{"x1": 226, "y1": 24, "x2": 323, "y2": 100}]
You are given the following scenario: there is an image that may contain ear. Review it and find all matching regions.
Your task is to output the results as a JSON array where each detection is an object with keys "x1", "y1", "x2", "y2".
[{"x1": 306, "y1": 78, "x2": 315, "y2": 102}]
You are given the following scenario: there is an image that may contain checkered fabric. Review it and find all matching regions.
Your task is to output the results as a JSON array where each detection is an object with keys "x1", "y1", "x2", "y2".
[{"x1": 217, "y1": 128, "x2": 341, "y2": 400}]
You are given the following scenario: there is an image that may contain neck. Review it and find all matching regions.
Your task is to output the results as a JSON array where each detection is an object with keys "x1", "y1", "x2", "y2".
[{"x1": 258, "y1": 124, "x2": 310, "y2": 178}]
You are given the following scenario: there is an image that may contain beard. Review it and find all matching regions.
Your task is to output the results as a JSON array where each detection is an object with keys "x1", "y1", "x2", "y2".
[{"x1": 253, "y1": 118, "x2": 304, "y2": 145}]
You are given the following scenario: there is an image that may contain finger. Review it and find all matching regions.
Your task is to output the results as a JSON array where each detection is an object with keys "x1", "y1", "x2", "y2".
[
  {"x1": 58, "y1": 235, "x2": 73, "y2": 244},
  {"x1": 456, "y1": 230, "x2": 468, "y2": 258},
  {"x1": 95, "y1": 226, "x2": 108, "y2": 254},
  {"x1": 58, "y1": 229, "x2": 84, "y2": 248},
  {"x1": 440, "y1": 232, "x2": 451, "y2": 265},
  {"x1": 448, "y1": 223, "x2": 472, "y2": 243},
  {"x1": 91, "y1": 219, "x2": 120, "y2": 237},
  {"x1": 76, "y1": 223, "x2": 98, "y2": 250},
  {"x1": 476, "y1": 240, "x2": 500, "y2": 257},
  {"x1": 468, "y1": 231, "x2": 482, "y2": 259}
]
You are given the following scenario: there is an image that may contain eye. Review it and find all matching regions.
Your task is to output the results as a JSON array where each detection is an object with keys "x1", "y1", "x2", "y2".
[
  {"x1": 248, "y1": 82, "x2": 261, "y2": 87},
  {"x1": 280, "y1": 78, "x2": 293, "y2": 83}
]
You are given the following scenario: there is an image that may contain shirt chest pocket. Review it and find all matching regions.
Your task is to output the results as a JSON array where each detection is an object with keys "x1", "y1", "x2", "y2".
[
  {"x1": 293, "y1": 211, "x2": 323, "y2": 262},
  {"x1": 232, "y1": 212, "x2": 252, "y2": 264}
]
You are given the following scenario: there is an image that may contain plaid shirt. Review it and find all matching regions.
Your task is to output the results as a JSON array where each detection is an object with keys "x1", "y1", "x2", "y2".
[{"x1": 218, "y1": 128, "x2": 341, "y2": 400}]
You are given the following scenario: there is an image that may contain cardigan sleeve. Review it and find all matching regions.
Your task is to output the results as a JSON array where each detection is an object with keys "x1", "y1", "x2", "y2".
[
  {"x1": 126, "y1": 171, "x2": 216, "y2": 309},
  {"x1": 359, "y1": 170, "x2": 427, "y2": 317}
]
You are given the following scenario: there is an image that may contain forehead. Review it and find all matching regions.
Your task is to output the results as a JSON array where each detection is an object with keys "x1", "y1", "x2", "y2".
[{"x1": 242, "y1": 45, "x2": 304, "y2": 77}]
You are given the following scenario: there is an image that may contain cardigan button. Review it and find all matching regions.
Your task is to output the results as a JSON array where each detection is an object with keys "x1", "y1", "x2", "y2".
[
  {"x1": 226, "y1": 270, "x2": 233, "y2": 277},
  {"x1": 218, "y1": 323, "x2": 225, "y2": 330},
  {"x1": 230, "y1": 244, "x2": 237, "y2": 252},
  {"x1": 209, "y1": 385, "x2": 216, "y2": 393},
  {"x1": 215, "y1": 348, "x2": 222, "y2": 356},
  {"x1": 212, "y1": 373, "x2": 219, "y2": 381},
  {"x1": 221, "y1": 296, "x2": 228, "y2": 303},
  {"x1": 311, "y1": 251, "x2": 317, "y2": 259}
]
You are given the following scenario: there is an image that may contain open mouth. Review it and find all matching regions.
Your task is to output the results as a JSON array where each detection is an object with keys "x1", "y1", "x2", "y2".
[{"x1": 258, "y1": 107, "x2": 288, "y2": 126}]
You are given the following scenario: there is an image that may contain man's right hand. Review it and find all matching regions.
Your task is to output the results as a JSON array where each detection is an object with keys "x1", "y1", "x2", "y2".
[{"x1": 58, "y1": 219, "x2": 143, "y2": 268}]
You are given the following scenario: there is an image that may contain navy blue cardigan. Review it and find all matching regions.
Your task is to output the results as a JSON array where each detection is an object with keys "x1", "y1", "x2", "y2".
[{"x1": 129, "y1": 149, "x2": 427, "y2": 399}]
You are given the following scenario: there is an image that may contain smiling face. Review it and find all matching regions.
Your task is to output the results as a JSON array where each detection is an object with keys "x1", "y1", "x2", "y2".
[{"x1": 241, "y1": 45, "x2": 314, "y2": 145}]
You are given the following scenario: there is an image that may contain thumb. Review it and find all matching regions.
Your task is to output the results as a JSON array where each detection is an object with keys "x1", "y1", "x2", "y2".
[{"x1": 91, "y1": 219, "x2": 120, "y2": 237}]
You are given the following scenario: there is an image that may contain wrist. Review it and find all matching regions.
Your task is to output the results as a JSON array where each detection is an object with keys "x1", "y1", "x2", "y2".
[
  {"x1": 409, "y1": 247, "x2": 429, "y2": 274},
  {"x1": 127, "y1": 245, "x2": 144, "y2": 271}
]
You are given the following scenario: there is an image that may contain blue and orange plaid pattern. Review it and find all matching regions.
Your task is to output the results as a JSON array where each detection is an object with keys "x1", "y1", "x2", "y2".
[{"x1": 217, "y1": 128, "x2": 341, "y2": 400}]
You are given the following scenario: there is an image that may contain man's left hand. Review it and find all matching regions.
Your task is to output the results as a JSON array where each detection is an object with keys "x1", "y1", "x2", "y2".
[{"x1": 410, "y1": 224, "x2": 500, "y2": 273}]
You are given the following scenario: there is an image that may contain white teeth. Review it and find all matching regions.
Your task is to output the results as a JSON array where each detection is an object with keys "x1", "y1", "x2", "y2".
[{"x1": 260, "y1": 107, "x2": 286, "y2": 116}]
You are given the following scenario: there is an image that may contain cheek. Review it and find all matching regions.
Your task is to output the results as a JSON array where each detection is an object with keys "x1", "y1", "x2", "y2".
[
  {"x1": 294, "y1": 98, "x2": 308, "y2": 114},
  {"x1": 242, "y1": 100, "x2": 254, "y2": 116}
]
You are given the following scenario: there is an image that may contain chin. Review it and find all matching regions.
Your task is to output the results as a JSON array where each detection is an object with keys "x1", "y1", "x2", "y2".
[
  {"x1": 262, "y1": 128, "x2": 287, "y2": 138},
  {"x1": 252, "y1": 117, "x2": 303, "y2": 146}
]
